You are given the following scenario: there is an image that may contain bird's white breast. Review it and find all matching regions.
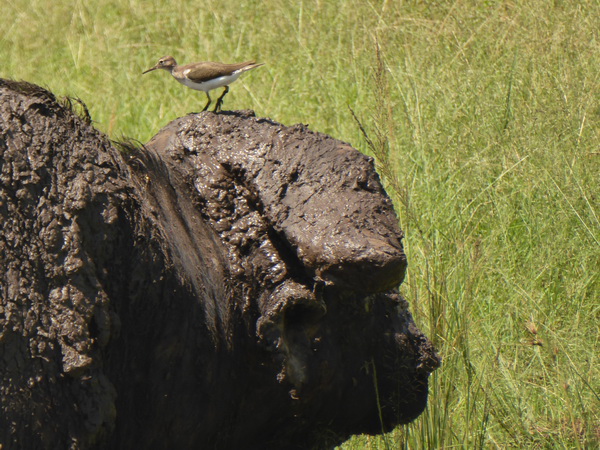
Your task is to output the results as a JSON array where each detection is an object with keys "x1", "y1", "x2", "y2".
[{"x1": 176, "y1": 70, "x2": 243, "y2": 92}]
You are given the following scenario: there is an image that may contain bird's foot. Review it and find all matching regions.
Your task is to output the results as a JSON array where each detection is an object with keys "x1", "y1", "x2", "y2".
[{"x1": 213, "y1": 86, "x2": 229, "y2": 113}]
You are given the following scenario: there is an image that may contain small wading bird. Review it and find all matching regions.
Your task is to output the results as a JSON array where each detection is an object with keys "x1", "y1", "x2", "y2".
[{"x1": 143, "y1": 55, "x2": 264, "y2": 112}]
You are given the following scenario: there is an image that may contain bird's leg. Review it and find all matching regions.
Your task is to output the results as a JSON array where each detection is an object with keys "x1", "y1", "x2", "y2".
[
  {"x1": 213, "y1": 86, "x2": 229, "y2": 112},
  {"x1": 202, "y1": 92, "x2": 212, "y2": 112}
]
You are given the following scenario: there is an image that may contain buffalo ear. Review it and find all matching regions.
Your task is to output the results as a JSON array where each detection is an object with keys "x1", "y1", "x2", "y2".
[{"x1": 256, "y1": 280, "x2": 326, "y2": 387}]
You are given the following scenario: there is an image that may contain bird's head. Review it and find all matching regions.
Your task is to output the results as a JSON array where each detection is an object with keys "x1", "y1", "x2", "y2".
[{"x1": 143, "y1": 55, "x2": 177, "y2": 74}]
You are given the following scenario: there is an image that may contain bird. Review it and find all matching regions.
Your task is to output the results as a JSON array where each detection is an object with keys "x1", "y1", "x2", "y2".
[{"x1": 143, "y1": 55, "x2": 264, "y2": 112}]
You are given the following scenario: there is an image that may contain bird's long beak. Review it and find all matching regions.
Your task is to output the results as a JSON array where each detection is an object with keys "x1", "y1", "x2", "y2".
[{"x1": 142, "y1": 65, "x2": 159, "y2": 75}]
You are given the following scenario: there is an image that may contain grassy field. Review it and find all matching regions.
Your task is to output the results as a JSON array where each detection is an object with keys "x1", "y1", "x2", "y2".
[{"x1": 2, "y1": 1, "x2": 599, "y2": 448}]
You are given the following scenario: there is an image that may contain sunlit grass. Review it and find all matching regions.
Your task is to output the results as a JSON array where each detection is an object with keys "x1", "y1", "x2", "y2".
[{"x1": 1, "y1": 1, "x2": 598, "y2": 448}]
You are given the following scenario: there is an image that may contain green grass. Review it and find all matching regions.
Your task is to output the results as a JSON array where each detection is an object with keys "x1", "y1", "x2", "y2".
[{"x1": 2, "y1": 1, "x2": 599, "y2": 448}]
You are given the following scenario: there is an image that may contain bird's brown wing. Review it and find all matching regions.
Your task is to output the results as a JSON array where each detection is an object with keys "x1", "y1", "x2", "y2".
[{"x1": 183, "y1": 61, "x2": 257, "y2": 83}]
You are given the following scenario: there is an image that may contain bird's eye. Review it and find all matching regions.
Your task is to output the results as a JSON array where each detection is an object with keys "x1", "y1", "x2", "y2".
[{"x1": 159, "y1": 60, "x2": 164, "y2": 65}]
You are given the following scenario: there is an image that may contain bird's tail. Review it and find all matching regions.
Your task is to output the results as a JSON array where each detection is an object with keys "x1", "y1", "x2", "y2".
[{"x1": 240, "y1": 62, "x2": 265, "y2": 72}]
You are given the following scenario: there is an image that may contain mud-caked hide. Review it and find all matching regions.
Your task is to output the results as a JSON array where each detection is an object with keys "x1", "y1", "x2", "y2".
[{"x1": 0, "y1": 79, "x2": 439, "y2": 450}]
